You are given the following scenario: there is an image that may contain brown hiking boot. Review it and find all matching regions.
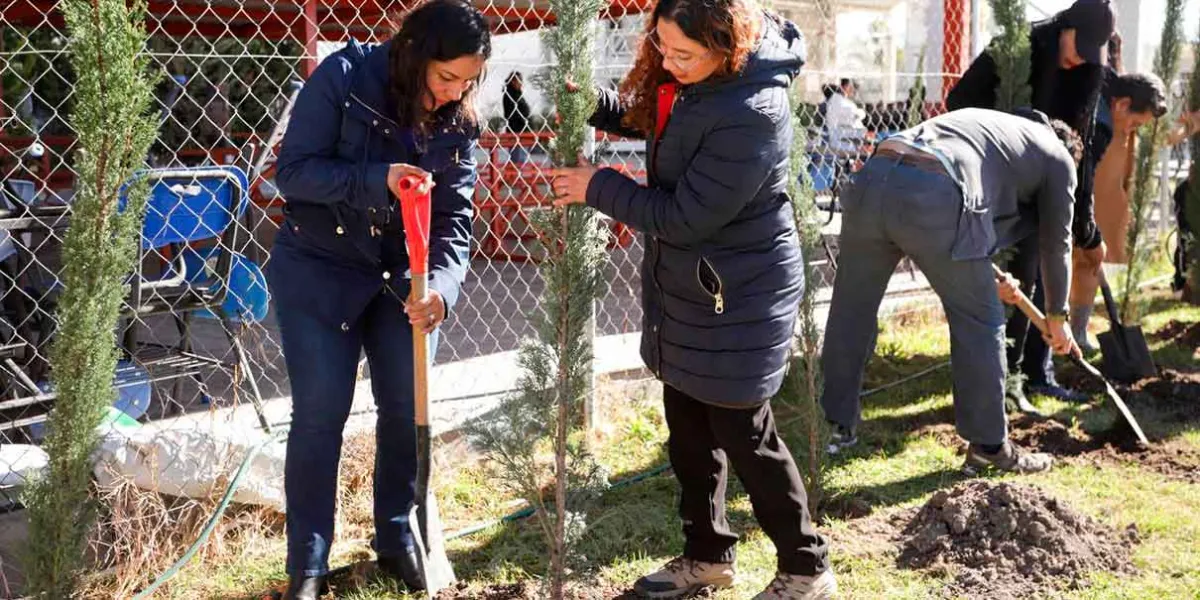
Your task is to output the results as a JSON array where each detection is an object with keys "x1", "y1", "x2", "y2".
[
  {"x1": 633, "y1": 557, "x2": 735, "y2": 598},
  {"x1": 752, "y1": 570, "x2": 838, "y2": 599},
  {"x1": 963, "y1": 440, "x2": 1054, "y2": 475}
]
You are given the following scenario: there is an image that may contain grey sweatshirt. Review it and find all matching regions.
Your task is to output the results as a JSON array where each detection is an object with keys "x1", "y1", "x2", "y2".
[{"x1": 886, "y1": 108, "x2": 1076, "y2": 315}]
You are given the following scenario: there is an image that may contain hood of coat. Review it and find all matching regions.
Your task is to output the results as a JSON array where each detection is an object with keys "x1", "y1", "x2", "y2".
[{"x1": 687, "y1": 12, "x2": 806, "y2": 97}]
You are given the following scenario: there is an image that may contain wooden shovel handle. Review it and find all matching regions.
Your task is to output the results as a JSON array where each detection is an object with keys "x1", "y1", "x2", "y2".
[
  {"x1": 412, "y1": 273, "x2": 430, "y2": 428},
  {"x1": 992, "y1": 264, "x2": 1050, "y2": 337}
]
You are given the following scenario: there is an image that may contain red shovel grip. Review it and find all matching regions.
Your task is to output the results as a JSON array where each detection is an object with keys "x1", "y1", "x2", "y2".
[{"x1": 396, "y1": 174, "x2": 432, "y2": 276}]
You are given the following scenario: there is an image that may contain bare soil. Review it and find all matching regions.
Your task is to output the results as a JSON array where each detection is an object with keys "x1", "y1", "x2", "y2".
[
  {"x1": 1151, "y1": 319, "x2": 1200, "y2": 349},
  {"x1": 896, "y1": 480, "x2": 1138, "y2": 600}
]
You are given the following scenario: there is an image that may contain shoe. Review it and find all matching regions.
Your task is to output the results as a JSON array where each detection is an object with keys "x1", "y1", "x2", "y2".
[
  {"x1": 1004, "y1": 383, "x2": 1042, "y2": 416},
  {"x1": 825, "y1": 424, "x2": 857, "y2": 455},
  {"x1": 1075, "y1": 336, "x2": 1099, "y2": 354},
  {"x1": 1027, "y1": 384, "x2": 1090, "y2": 403},
  {"x1": 963, "y1": 440, "x2": 1054, "y2": 475},
  {"x1": 752, "y1": 569, "x2": 838, "y2": 599},
  {"x1": 633, "y1": 557, "x2": 735, "y2": 598},
  {"x1": 281, "y1": 576, "x2": 327, "y2": 600},
  {"x1": 378, "y1": 549, "x2": 426, "y2": 591}
]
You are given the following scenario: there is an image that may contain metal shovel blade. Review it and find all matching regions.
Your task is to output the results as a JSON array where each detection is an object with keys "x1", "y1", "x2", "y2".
[
  {"x1": 1070, "y1": 355, "x2": 1150, "y2": 446},
  {"x1": 1097, "y1": 277, "x2": 1156, "y2": 383},
  {"x1": 1097, "y1": 327, "x2": 1157, "y2": 383},
  {"x1": 411, "y1": 425, "x2": 455, "y2": 597}
]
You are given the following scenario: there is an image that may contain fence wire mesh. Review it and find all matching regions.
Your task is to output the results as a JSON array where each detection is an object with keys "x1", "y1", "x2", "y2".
[{"x1": 0, "y1": 0, "x2": 1191, "y2": 596}]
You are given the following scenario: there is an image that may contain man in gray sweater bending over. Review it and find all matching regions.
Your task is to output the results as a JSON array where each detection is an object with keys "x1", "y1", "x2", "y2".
[{"x1": 821, "y1": 108, "x2": 1082, "y2": 474}]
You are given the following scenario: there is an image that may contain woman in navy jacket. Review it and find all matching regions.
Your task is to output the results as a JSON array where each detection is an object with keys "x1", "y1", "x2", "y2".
[
  {"x1": 554, "y1": 1, "x2": 833, "y2": 598},
  {"x1": 267, "y1": 2, "x2": 488, "y2": 598}
]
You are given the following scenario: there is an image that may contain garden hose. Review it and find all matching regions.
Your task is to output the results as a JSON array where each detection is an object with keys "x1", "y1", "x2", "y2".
[{"x1": 127, "y1": 351, "x2": 1028, "y2": 597}]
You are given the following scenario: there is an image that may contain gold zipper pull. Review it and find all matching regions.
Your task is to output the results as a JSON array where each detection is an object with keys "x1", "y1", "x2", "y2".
[{"x1": 714, "y1": 293, "x2": 725, "y2": 315}]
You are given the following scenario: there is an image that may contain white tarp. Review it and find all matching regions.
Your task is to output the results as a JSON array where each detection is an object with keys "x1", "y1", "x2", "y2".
[{"x1": 92, "y1": 412, "x2": 288, "y2": 512}]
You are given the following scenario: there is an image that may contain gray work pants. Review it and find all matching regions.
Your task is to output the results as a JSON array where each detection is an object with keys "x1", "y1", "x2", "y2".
[{"x1": 820, "y1": 157, "x2": 1008, "y2": 446}]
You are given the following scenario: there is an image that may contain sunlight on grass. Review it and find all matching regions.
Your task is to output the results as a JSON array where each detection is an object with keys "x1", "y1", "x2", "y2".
[{"x1": 138, "y1": 295, "x2": 1198, "y2": 599}]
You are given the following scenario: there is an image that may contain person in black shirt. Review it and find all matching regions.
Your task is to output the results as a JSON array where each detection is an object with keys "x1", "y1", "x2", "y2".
[
  {"x1": 945, "y1": 0, "x2": 1114, "y2": 410},
  {"x1": 503, "y1": 71, "x2": 532, "y2": 163}
]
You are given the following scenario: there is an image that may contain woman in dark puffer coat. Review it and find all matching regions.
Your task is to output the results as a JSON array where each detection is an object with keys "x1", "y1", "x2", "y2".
[{"x1": 553, "y1": 1, "x2": 833, "y2": 598}]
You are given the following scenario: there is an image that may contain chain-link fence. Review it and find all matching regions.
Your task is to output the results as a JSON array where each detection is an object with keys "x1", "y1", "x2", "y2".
[{"x1": 0, "y1": 0, "x2": 1193, "y2": 596}]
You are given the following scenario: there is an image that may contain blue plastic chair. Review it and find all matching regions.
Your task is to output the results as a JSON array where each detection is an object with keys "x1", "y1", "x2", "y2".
[{"x1": 118, "y1": 166, "x2": 270, "y2": 430}]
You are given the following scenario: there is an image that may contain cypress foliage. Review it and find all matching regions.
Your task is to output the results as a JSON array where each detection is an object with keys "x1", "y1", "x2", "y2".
[
  {"x1": 988, "y1": 0, "x2": 1033, "y2": 111},
  {"x1": 1121, "y1": 0, "x2": 1187, "y2": 320},
  {"x1": 465, "y1": 1, "x2": 610, "y2": 597},
  {"x1": 22, "y1": 1, "x2": 157, "y2": 597}
]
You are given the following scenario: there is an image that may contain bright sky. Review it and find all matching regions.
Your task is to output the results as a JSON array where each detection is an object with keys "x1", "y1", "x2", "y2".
[{"x1": 1030, "y1": 0, "x2": 1200, "y2": 41}]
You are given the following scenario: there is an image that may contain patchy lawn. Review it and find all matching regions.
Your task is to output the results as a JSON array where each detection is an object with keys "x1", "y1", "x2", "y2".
[{"x1": 129, "y1": 291, "x2": 1200, "y2": 600}]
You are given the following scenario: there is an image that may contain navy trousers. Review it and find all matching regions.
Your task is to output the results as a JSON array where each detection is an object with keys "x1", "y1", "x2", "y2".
[{"x1": 269, "y1": 238, "x2": 435, "y2": 577}]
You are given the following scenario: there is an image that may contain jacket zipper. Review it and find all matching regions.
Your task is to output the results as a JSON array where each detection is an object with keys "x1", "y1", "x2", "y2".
[
  {"x1": 696, "y1": 256, "x2": 725, "y2": 314},
  {"x1": 647, "y1": 92, "x2": 681, "y2": 378}
]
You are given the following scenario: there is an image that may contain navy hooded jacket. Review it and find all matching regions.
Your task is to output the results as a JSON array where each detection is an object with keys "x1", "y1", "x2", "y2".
[
  {"x1": 585, "y1": 15, "x2": 807, "y2": 407},
  {"x1": 271, "y1": 39, "x2": 476, "y2": 329}
]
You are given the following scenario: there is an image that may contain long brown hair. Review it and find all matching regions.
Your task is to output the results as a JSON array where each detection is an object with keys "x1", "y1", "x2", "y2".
[
  {"x1": 389, "y1": 0, "x2": 491, "y2": 134},
  {"x1": 619, "y1": 0, "x2": 762, "y2": 135}
]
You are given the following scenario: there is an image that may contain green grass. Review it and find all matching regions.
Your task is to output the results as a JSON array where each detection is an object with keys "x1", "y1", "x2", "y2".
[{"x1": 144, "y1": 298, "x2": 1200, "y2": 599}]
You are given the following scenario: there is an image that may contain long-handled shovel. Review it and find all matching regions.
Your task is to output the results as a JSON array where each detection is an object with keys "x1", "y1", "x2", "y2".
[
  {"x1": 1096, "y1": 270, "x2": 1157, "y2": 383},
  {"x1": 397, "y1": 175, "x2": 456, "y2": 596},
  {"x1": 993, "y1": 265, "x2": 1149, "y2": 446}
]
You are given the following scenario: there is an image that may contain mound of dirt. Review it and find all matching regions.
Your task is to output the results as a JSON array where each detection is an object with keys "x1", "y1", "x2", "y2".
[
  {"x1": 1151, "y1": 319, "x2": 1200, "y2": 349},
  {"x1": 897, "y1": 481, "x2": 1138, "y2": 599},
  {"x1": 1008, "y1": 416, "x2": 1200, "y2": 484},
  {"x1": 1135, "y1": 369, "x2": 1200, "y2": 406}
]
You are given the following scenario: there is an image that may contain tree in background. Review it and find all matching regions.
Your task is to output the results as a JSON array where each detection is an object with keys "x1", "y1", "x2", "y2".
[
  {"x1": 987, "y1": 0, "x2": 1032, "y2": 111},
  {"x1": 21, "y1": 0, "x2": 157, "y2": 597},
  {"x1": 466, "y1": 0, "x2": 610, "y2": 597},
  {"x1": 779, "y1": 90, "x2": 830, "y2": 511},
  {"x1": 1121, "y1": 0, "x2": 1187, "y2": 320},
  {"x1": 1185, "y1": 23, "x2": 1200, "y2": 303},
  {"x1": 906, "y1": 47, "x2": 928, "y2": 129}
]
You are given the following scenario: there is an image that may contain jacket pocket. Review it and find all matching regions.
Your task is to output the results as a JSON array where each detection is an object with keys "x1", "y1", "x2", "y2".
[{"x1": 696, "y1": 255, "x2": 726, "y2": 314}]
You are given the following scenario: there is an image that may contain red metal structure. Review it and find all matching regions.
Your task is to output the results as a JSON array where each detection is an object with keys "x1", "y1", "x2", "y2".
[{"x1": 1, "y1": 0, "x2": 652, "y2": 262}]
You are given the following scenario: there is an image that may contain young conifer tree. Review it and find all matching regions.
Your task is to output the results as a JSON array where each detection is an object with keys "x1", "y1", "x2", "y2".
[
  {"x1": 466, "y1": 1, "x2": 610, "y2": 597},
  {"x1": 1121, "y1": 0, "x2": 1187, "y2": 320},
  {"x1": 22, "y1": 1, "x2": 157, "y2": 597}
]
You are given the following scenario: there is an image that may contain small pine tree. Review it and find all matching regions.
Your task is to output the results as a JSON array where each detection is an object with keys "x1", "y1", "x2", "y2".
[
  {"x1": 1185, "y1": 26, "x2": 1200, "y2": 302},
  {"x1": 21, "y1": 0, "x2": 157, "y2": 597},
  {"x1": 906, "y1": 47, "x2": 928, "y2": 129},
  {"x1": 466, "y1": 1, "x2": 609, "y2": 598},
  {"x1": 1121, "y1": 0, "x2": 1187, "y2": 320},
  {"x1": 988, "y1": 0, "x2": 1032, "y2": 111},
  {"x1": 779, "y1": 92, "x2": 829, "y2": 510}
]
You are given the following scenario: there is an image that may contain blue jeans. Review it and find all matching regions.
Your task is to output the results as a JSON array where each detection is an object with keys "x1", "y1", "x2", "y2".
[
  {"x1": 820, "y1": 157, "x2": 1008, "y2": 446},
  {"x1": 271, "y1": 261, "x2": 435, "y2": 577}
]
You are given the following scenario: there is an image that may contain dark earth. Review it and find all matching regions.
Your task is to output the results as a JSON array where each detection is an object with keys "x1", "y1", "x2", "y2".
[{"x1": 896, "y1": 480, "x2": 1138, "y2": 600}]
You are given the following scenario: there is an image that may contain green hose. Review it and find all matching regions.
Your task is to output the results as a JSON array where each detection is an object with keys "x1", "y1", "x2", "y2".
[
  {"x1": 130, "y1": 429, "x2": 288, "y2": 600},
  {"x1": 130, "y1": 358, "x2": 957, "y2": 597}
]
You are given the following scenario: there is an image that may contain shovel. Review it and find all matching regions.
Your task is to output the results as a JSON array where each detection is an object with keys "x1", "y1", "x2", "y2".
[
  {"x1": 397, "y1": 175, "x2": 456, "y2": 596},
  {"x1": 993, "y1": 265, "x2": 1149, "y2": 446},
  {"x1": 1096, "y1": 270, "x2": 1157, "y2": 383}
]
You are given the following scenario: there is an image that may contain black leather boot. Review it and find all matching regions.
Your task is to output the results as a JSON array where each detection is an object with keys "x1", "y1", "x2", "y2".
[
  {"x1": 378, "y1": 548, "x2": 426, "y2": 591},
  {"x1": 281, "y1": 575, "x2": 327, "y2": 600}
]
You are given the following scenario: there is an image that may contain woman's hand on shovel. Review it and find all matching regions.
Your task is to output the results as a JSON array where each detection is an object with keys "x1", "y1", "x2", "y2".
[{"x1": 405, "y1": 290, "x2": 446, "y2": 334}]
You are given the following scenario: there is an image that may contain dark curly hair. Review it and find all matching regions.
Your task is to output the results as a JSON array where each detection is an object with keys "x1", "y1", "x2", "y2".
[
  {"x1": 618, "y1": 0, "x2": 763, "y2": 136},
  {"x1": 1013, "y1": 107, "x2": 1083, "y2": 164},
  {"x1": 388, "y1": 0, "x2": 491, "y2": 134},
  {"x1": 1048, "y1": 119, "x2": 1083, "y2": 164},
  {"x1": 1105, "y1": 70, "x2": 1168, "y2": 118}
]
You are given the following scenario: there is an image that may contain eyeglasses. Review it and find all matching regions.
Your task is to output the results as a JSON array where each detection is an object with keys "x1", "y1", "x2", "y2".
[{"x1": 647, "y1": 28, "x2": 711, "y2": 72}]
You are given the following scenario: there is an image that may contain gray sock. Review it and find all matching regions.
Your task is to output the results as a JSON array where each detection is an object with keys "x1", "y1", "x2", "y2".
[{"x1": 1069, "y1": 304, "x2": 1093, "y2": 341}]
